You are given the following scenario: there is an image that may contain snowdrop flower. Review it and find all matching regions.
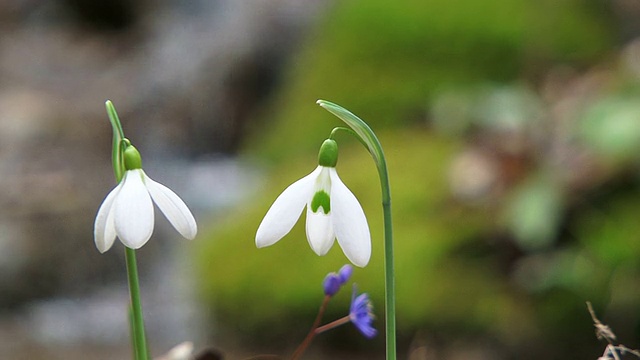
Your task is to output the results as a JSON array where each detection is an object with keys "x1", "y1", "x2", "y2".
[
  {"x1": 94, "y1": 143, "x2": 197, "y2": 253},
  {"x1": 256, "y1": 139, "x2": 371, "y2": 267}
]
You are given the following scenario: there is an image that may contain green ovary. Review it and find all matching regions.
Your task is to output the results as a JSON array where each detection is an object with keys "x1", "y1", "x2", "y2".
[
  {"x1": 311, "y1": 190, "x2": 331, "y2": 214},
  {"x1": 123, "y1": 145, "x2": 143, "y2": 170}
]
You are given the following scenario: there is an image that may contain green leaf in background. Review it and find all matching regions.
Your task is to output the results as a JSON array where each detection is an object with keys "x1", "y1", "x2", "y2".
[
  {"x1": 503, "y1": 174, "x2": 563, "y2": 251},
  {"x1": 580, "y1": 96, "x2": 640, "y2": 163}
]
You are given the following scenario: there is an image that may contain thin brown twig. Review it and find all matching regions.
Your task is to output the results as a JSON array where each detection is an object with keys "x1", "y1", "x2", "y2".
[
  {"x1": 587, "y1": 302, "x2": 640, "y2": 359},
  {"x1": 587, "y1": 302, "x2": 616, "y2": 344},
  {"x1": 290, "y1": 295, "x2": 331, "y2": 360}
]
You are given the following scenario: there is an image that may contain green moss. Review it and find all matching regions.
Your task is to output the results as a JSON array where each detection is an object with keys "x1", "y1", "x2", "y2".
[
  {"x1": 245, "y1": 0, "x2": 614, "y2": 161},
  {"x1": 577, "y1": 191, "x2": 640, "y2": 268}
]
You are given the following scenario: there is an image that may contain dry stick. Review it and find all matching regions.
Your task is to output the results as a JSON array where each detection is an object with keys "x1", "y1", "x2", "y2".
[
  {"x1": 587, "y1": 302, "x2": 617, "y2": 344},
  {"x1": 587, "y1": 302, "x2": 640, "y2": 359}
]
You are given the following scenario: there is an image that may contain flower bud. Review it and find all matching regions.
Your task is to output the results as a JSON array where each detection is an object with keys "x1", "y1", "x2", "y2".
[
  {"x1": 338, "y1": 264, "x2": 353, "y2": 284},
  {"x1": 323, "y1": 273, "x2": 341, "y2": 296}
]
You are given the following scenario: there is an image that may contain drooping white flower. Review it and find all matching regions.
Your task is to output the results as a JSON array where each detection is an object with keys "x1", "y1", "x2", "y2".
[
  {"x1": 94, "y1": 144, "x2": 197, "y2": 253},
  {"x1": 256, "y1": 139, "x2": 371, "y2": 267}
]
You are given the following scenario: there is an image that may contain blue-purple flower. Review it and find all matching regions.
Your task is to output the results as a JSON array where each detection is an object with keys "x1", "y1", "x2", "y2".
[
  {"x1": 338, "y1": 264, "x2": 353, "y2": 284},
  {"x1": 349, "y1": 286, "x2": 377, "y2": 338},
  {"x1": 323, "y1": 274, "x2": 341, "y2": 297},
  {"x1": 323, "y1": 264, "x2": 354, "y2": 296}
]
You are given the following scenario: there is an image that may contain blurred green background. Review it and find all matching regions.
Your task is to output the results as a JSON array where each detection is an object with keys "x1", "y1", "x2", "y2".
[{"x1": 192, "y1": 0, "x2": 640, "y2": 358}]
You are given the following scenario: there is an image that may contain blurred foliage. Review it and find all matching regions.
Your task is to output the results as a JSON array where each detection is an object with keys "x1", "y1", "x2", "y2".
[
  {"x1": 190, "y1": 0, "x2": 640, "y2": 358},
  {"x1": 580, "y1": 95, "x2": 640, "y2": 163},
  {"x1": 246, "y1": 0, "x2": 613, "y2": 162},
  {"x1": 503, "y1": 174, "x2": 563, "y2": 251}
]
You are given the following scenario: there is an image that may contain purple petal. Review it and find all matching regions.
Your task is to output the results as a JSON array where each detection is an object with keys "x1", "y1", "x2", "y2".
[
  {"x1": 323, "y1": 273, "x2": 341, "y2": 296},
  {"x1": 338, "y1": 264, "x2": 353, "y2": 284}
]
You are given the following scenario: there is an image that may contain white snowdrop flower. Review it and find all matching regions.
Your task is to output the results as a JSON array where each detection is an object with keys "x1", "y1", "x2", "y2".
[
  {"x1": 256, "y1": 139, "x2": 371, "y2": 267},
  {"x1": 94, "y1": 144, "x2": 197, "y2": 253}
]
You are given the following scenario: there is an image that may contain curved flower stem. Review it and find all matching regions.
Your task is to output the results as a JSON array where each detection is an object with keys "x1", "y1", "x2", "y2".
[
  {"x1": 329, "y1": 127, "x2": 363, "y2": 147},
  {"x1": 106, "y1": 100, "x2": 150, "y2": 360},
  {"x1": 290, "y1": 295, "x2": 331, "y2": 360},
  {"x1": 317, "y1": 100, "x2": 396, "y2": 360}
]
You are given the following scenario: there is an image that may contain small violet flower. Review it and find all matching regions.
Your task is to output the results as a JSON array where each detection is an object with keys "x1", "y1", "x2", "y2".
[
  {"x1": 323, "y1": 264, "x2": 354, "y2": 296},
  {"x1": 255, "y1": 139, "x2": 371, "y2": 267},
  {"x1": 323, "y1": 273, "x2": 341, "y2": 297},
  {"x1": 94, "y1": 143, "x2": 197, "y2": 253},
  {"x1": 338, "y1": 264, "x2": 353, "y2": 284},
  {"x1": 350, "y1": 285, "x2": 377, "y2": 339}
]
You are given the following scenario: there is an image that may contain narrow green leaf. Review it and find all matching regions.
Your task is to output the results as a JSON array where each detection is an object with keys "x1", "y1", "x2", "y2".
[{"x1": 105, "y1": 100, "x2": 125, "y2": 182}]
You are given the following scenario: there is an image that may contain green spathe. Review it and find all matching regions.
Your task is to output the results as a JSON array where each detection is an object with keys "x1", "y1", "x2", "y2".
[
  {"x1": 318, "y1": 139, "x2": 338, "y2": 167},
  {"x1": 124, "y1": 144, "x2": 143, "y2": 170},
  {"x1": 311, "y1": 190, "x2": 331, "y2": 214}
]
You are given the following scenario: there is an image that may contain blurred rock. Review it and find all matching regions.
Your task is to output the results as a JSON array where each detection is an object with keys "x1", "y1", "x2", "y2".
[
  {"x1": 448, "y1": 149, "x2": 500, "y2": 204},
  {"x1": 0, "y1": 0, "x2": 324, "y2": 334}
]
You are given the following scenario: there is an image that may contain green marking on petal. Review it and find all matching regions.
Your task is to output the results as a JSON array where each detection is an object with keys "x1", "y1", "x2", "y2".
[{"x1": 311, "y1": 190, "x2": 331, "y2": 214}]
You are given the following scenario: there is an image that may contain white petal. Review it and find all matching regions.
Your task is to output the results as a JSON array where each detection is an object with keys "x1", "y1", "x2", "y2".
[
  {"x1": 94, "y1": 181, "x2": 123, "y2": 253},
  {"x1": 305, "y1": 166, "x2": 335, "y2": 255},
  {"x1": 330, "y1": 169, "x2": 371, "y2": 267},
  {"x1": 143, "y1": 171, "x2": 197, "y2": 240},
  {"x1": 305, "y1": 205, "x2": 335, "y2": 255},
  {"x1": 114, "y1": 170, "x2": 154, "y2": 249},
  {"x1": 256, "y1": 166, "x2": 320, "y2": 248}
]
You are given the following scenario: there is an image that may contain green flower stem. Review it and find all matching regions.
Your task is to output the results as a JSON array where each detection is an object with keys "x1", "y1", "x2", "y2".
[
  {"x1": 317, "y1": 100, "x2": 396, "y2": 360},
  {"x1": 106, "y1": 100, "x2": 150, "y2": 360},
  {"x1": 125, "y1": 247, "x2": 148, "y2": 360}
]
